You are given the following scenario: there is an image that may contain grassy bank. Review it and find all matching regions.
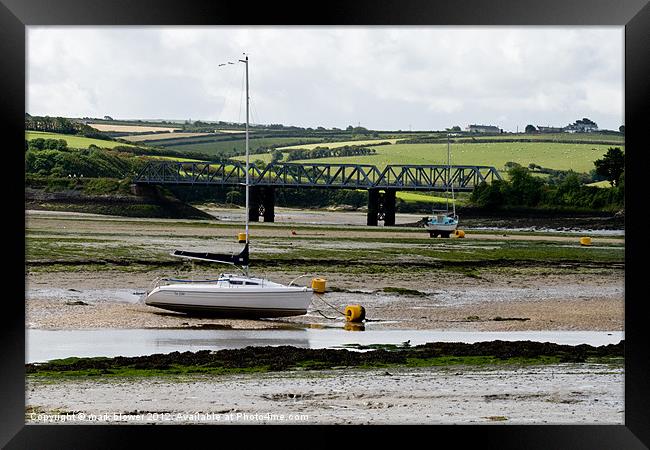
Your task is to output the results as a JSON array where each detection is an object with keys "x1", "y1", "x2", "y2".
[
  {"x1": 164, "y1": 137, "x2": 322, "y2": 156},
  {"x1": 26, "y1": 190, "x2": 214, "y2": 220}
]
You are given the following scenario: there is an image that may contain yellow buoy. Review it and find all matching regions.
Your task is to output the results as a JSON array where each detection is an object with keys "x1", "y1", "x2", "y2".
[
  {"x1": 454, "y1": 229, "x2": 466, "y2": 238},
  {"x1": 344, "y1": 304, "x2": 366, "y2": 323},
  {"x1": 311, "y1": 278, "x2": 327, "y2": 293},
  {"x1": 580, "y1": 236, "x2": 592, "y2": 246},
  {"x1": 237, "y1": 232, "x2": 247, "y2": 243}
]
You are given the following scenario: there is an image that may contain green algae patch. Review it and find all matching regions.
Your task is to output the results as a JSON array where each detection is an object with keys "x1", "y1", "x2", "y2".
[
  {"x1": 27, "y1": 341, "x2": 624, "y2": 379},
  {"x1": 30, "y1": 361, "x2": 271, "y2": 379},
  {"x1": 382, "y1": 287, "x2": 428, "y2": 296}
]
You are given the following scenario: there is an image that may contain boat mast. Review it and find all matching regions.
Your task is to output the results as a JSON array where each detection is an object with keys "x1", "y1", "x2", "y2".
[
  {"x1": 446, "y1": 133, "x2": 450, "y2": 213},
  {"x1": 240, "y1": 54, "x2": 250, "y2": 276},
  {"x1": 447, "y1": 132, "x2": 456, "y2": 217}
]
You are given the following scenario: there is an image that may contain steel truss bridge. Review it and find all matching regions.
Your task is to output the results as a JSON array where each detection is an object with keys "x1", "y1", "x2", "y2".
[{"x1": 135, "y1": 161, "x2": 501, "y2": 191}]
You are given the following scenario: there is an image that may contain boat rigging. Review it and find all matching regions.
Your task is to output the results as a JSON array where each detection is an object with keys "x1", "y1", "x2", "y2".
[
  {"x1": 143, "y1": 54, "x2": 313, "y2": 317},
  {"x1": 424, "y1": 133, "x2": 460, "y2": 238}
]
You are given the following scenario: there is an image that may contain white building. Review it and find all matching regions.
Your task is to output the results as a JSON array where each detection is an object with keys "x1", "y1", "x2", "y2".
[
  {"x1": 537, "y1": 126, "x2": 564, "y2": 133},
  {"x1": 466, "y1": 124, "x2": 502, "y2": 133}
]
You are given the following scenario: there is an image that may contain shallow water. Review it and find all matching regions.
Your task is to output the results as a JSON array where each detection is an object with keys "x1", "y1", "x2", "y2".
[
  {"x1": 203, "y1": 207, "x2": 426, "y2": 226},
  {"x1": 26, "y1": 288, "x2": 144, "y2": 304},
  {"x1": 470, "y1": 226, "x2": 624, "y2": 236},
  {"x1": 26, "y1": 328, "x2": 623, "y2": 363},
  {"x1": 201, "y1": 207, "x2": 624, "y2": 235}
]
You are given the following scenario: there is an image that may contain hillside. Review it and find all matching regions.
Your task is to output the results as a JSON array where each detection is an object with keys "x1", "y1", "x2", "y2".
[
  {"x1": 24, "y1": 120, "x2": 625, "y2": 218},
  {"x1": 234, "y1": 140, "x2": 623, "y2": 173},
  {"x1": 25, "y1": 131, "x2": 136, "y2": 149}
]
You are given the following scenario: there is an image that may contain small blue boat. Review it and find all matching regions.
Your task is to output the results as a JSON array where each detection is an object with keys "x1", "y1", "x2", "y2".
[{"x1": 425, "y1": 211, "x2": 459, "y2": 238}]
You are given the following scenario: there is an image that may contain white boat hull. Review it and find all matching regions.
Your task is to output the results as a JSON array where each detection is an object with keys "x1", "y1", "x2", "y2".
[
  {"x1": 144, "y1": 283, "x2": 313, "y2": 317},
  {"x1": 424, "y1": 223, "x2": 458, "y2": 232}
]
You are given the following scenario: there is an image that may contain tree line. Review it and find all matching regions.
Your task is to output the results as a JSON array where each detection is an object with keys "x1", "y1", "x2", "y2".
[
  {"x1": 25, "y1": 115, "x2": 111, "y2": 140},
  {"x1": 283, "y1": 145, "x2": 378, "y2": 162},
  {"x1": 25, "y1": 144, "x2": 146, "y2": 179},
  {"x1": 471, "y1": 148, "x2": 624, "y2": 210}
]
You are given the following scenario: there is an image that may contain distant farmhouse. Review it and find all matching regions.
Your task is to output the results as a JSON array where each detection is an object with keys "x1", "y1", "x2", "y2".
[
  {"x1": 534, "y1": 118, "x2": 599, "y2": 134},
  {"x1": 466, "y1": 124, "x2": 502, "y2": 133}
]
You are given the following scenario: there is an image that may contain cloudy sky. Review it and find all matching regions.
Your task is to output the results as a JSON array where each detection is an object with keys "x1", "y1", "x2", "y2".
[{"x1": 27, "y1": 26, "x2": 624, "y2": 132}]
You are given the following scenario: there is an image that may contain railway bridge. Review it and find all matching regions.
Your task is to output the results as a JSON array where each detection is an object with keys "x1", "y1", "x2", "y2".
[{"x1": 134, "y1": 161, "x2": 501, "y2": 226}]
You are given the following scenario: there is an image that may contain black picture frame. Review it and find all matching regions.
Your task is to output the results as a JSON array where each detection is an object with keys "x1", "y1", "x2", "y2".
[{"x1": 2, "y1": 0, "x2": 648, "y2": 447}]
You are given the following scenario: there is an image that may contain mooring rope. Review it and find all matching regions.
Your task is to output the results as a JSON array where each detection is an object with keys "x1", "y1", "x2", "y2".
[
  {"x1": 313, "y1": 293, "x2": 346, "y2": 317},
  {"x1": 313, "y1": 309, "x2": 340, "y2": 320},
  {"x1": 311, "y1": 293, "x2": 382, "y2": 322}
]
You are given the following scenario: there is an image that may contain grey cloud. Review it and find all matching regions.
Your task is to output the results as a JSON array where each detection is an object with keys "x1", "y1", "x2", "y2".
[{"x1": 27, "y1": 26, "x2": 624, "y2": 130}]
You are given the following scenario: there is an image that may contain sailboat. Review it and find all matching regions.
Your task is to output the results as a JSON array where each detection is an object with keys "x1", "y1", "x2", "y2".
[
  {"x1": 425, "y1": 133, "x2": 459, "y2": 238},
  {"x1": 143, "y1": 55, "x2": 313, "y2": 317}
]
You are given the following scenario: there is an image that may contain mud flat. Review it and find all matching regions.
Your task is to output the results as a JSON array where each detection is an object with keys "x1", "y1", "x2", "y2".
[
  {"x1": 26, "y1": 267, "x2": 624, "y2": 331},
  {"x1": 25, "y1": 342, "x2": 624, "y2": 425},
  {"x1": 26, "y1": 363, "x2": 623, "y2": 425}
]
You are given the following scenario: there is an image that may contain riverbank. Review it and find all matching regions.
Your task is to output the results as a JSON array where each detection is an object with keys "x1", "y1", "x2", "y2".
[{"x1": 25, "y1": 188, "x2": 213, "y2": 220}]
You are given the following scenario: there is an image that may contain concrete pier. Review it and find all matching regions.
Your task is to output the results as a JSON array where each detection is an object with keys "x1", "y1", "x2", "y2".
[{"x1": 367, "y1": 188, "x2": 396, "y2": 226}]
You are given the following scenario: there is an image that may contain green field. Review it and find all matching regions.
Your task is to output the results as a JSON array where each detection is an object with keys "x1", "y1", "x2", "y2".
[
  {"x1": 141, "y1": 155, "x2": 205, "y2": 163},
  {"x1": 28, "y1": 129, "x2": 622, "y2": 176},
  {"x1": 25, "y1": 131, "x2": 136, "y2": 149},
  {"x1": 233, "y1": 153, "x2": 273, "y2": 164},
  {"x1": 286, "y1": 142, "x2": 622, "y2": 172},
  {"x1": 396, "y1": 191, "x2": 456, "y2": 204},
  {"x1": 586, "y1": 180, "x2": 612, "y2": 188},
  {"x1": 233, "y1": 140, "x2": 620, "y2": 173},
  {"x1": 165, "y1": 137, "x2": 323, "y2": 156},
  {"x1": 277, "y1": 138, "x2": 399, "y2": 150}
]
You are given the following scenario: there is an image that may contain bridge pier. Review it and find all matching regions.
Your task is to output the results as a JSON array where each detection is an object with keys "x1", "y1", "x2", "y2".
[
  {"x1": 248, "y1": 187, "x2": 275, "y2": 223},
  {"x1": 130, "y1": 183, "x2": 161, "y2": 199},
  {"x1": 367, "y1": 189, "x2": 379, "y2": 226},
  {"x1": 367, "y1": 188, "x2": 396, "y2": 227},
  {"x1": 383, "y1": 189, "x2": 396, "y2": 226},
  {"x1": 248, "y1": 188, "x2": 260, "y2": 223},
  {"x1": 262, "y1": 187, "x2": 275, "y2": 222}
]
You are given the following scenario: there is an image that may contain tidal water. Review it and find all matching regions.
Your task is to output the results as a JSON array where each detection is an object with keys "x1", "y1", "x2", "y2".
[{"x1": 26, "y1": 328, "x2": 623, "y2": 363}]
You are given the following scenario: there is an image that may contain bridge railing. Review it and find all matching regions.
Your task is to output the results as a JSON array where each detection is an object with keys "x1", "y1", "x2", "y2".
[{"x1": 134, "y1": 160, "x2": 501, "y2": 191}]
